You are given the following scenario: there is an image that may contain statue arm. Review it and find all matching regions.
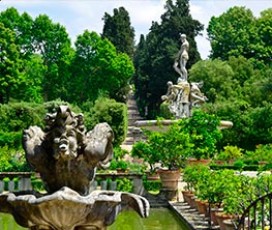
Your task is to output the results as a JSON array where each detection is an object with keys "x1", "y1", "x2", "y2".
[{"x1": 84, "y1": 123, "x2": 114, "y2": 168}]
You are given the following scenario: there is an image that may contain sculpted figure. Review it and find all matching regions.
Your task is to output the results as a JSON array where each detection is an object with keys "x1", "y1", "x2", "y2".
[
  {"x1": 161, "y1": 81, "x2": 179, "y2": 114},
  {"x1": 175, "y1": 81, "x2": 190, "y2": 118},
  {"x1": 190, "y1": 82, "x2": 208, "y2": 107},
  {"x1": 1, "y1": 105, "x2": 150, "y2": 230},
  {"x1": 162, "y1": 81, "x2": 190, "y2": 118},
  {"x1": 173, "y1": 33, "x2": 189, "y2": 81},
  {"x1": 23, "y1": 105, "x2": 114, "y2": 195}
]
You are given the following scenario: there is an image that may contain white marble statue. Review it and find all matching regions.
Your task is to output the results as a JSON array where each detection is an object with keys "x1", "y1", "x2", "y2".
[
  {"x1": 162, "y1": 80, "x2": 191, "y2": 118},
  {"x1": 173, "y1": 33, "x2": 189, "y2": 81}
]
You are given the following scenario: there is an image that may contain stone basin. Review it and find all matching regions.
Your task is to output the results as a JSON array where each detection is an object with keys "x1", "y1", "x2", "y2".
[{"x1": 0, "y1": 187, "x2": 149, "y2": 230}]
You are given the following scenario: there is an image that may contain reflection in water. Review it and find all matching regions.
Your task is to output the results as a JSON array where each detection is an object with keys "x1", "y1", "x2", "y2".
[
  {"x1": 0, "y1": 213, "x2": 27, "y2": 230},
  {"x1": 109, "y1": 208, "x2": 188, "y2": 230},
  {"x1": 0, "y1": 208, "x2": 188, "y2": 230}
]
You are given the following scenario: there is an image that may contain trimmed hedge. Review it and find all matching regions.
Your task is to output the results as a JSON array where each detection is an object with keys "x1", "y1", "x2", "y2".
[{"x1": 85, "y1": 97, "x2": 128, "y2": 146}]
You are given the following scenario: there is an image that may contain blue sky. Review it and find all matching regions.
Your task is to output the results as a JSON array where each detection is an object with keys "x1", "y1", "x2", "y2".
[{"x1": 0, "y1": 0, "x2": 271, "y2": 59}]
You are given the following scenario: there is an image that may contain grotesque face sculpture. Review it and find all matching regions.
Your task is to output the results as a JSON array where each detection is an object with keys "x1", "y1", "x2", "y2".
[{"x1": 23, "y1": 105, "x2": 114, "y2": 195}]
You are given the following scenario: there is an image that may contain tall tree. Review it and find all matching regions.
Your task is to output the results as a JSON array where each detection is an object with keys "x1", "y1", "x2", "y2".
[
  {"x1": 133, "y1": 34, "x2": 149, "y2": 116},
  {"x1": 102, "y1": 7, "x2": 135, "y2": 58},
  {"x1": 134, "y1": 0, "x2": 203, "y2": 118},
  {"x1": 69, "y1": 31, "x2": 134, "y2": 104},
  {"x1": 254, "y1": 8, "x2": 272, "y2": 65},
  {"x1": 0, "y1": 23, "x2": 22, "y2": 103},
  {"x1": 32, "y1": 15, "x2": 74, "y2": 101},
  {"x1": 207, "y1": 6, "x2": 272, "y2": 64},
  {"x1": 0, "y1": 7, "x2": 33, "y2": 57}
]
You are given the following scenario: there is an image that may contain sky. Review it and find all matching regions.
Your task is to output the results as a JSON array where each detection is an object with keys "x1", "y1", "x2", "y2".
[{"x1": 0, "y1": 0, "x2": 271, "y2": 59}]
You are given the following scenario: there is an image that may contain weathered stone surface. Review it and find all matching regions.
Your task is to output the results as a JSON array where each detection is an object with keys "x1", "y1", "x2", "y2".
[
  {"x1": 0, "y1": 106, "x2": 150, "y2": 230},
  {"x1": 0, "y1": 187, "x2": 149, "y2": 230},
  {"x1": 22, "y1": 105, "x2": 114, "y2": 195}
]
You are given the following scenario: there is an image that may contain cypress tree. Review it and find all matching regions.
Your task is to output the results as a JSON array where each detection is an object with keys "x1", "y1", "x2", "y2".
[{"x1": 134, "y1": 0, "x2": 203, "y2": 118}]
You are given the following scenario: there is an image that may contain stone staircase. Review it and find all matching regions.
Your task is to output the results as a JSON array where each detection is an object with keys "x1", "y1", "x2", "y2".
[{"x1": 121, "y1": 93, "x2": 144, "y2": 152}]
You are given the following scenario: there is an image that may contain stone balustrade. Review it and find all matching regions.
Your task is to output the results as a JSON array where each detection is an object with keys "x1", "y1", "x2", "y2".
[
  {"x1": 93, "y1": 172, "x2": 145, "y2": 195},
  {"x1": 0, "y1": 172, "x2": 33, "y2": 192},
  {"x1": 0, "y1": 172, "x2": 145, "y2": 195}
]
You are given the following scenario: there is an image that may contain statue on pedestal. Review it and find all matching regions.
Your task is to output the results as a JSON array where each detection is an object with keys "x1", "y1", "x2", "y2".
[{"x1": 162, "y1": 33, "x2": 207, "y2": 118}]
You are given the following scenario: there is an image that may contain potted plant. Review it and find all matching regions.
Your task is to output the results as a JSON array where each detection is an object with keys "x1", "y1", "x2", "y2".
[
  {"x1": 215, "y1": 145, "x2": 243, "y2": 165},
  {"x1": 133, "y1": 119, "x2": 194, "y2": 199},
  {"x1": 109, "y1": 159, "x2": 129, "y2": 173},
  {"x1": 145, "y1": 120, "x2": 194, "y2": 199},
  {"x1": 131, "y1": 137, "x2": 160, "y2": 180},
  {"x1": 185, "y1": 110, "x2": 222, "y2": 163}
]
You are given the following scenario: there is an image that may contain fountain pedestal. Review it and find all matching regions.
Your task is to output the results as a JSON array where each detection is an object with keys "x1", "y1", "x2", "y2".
[{"x1": 0, "y1": 106, "x2": 149, "y2": 229}]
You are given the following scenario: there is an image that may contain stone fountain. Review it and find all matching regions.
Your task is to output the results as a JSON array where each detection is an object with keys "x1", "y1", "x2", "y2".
[{"x1": 0, "y1": 105, "x2": 149, "y2": 229}]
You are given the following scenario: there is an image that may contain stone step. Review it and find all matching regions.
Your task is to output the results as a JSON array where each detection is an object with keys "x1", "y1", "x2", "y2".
[{"x1": 169, "y1": 202, "x2": 220, "y2": 230}]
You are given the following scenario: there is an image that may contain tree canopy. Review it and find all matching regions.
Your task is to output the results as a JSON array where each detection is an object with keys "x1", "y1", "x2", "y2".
[
  {"x1": 0, "y1": 7, "x2": 134, "y2": 105},
  {"x1": 102, "y1": 6, "x2": 135, "y2": 58},
  {"x1": 207, "y1": 7, "x2": 272, "y2": 65}
]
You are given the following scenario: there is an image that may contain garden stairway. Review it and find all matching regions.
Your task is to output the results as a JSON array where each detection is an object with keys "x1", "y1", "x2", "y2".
[{"x1": 121, "y1": 92, "x2": 144, "y2": 152}]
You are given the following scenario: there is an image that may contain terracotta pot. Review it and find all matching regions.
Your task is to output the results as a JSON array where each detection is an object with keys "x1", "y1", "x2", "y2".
[
  {"x1": 223, "y1": 219, "x2": 236, "y2": 230},
  {"x1": 186, "y1": 158, "x2": 211, "y2": 166},
  {"x1": 181, "y1": 190, "x2": 193, "y2": 204},
  {"x1": 158, "y1": 169, "x2": 180, "y2": 190},
  {"x1": 188, "y1": 194, "x2": 197, "y2": 209},
  {"x1": 146, "y1": 172, "x2": 160, "y2": 181},
  {"x1": 195, "y1": 199, "x2": 208, "y2": 216},
  {"x1": 215, "y1": 212, "x2": 234, "y2": 230},
  {"x1": 210, "y1": 207, "x2": 223, "y2": 225},
  {"x1": 158, "y1": 169, "x2": 180, "y2": 200}
]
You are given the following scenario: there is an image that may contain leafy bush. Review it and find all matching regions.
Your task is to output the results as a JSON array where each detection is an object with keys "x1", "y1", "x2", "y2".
[
  {"x1": 0, "y1": 146, "x2": 31, "y2": 172},
  {"x1": 109, "y1": 160, "x2": 128, "y2": 171},
  {"x1": 116, "y1": 178, "x2": 133, "y2": 192},
  {"x1": 113, "y1": 146, "x2": 129, "y2": 160},
  {"x1": 31, "y1": 177, "x2": 46, "y2": 192},
  {"x1": 0, "y1": 131, "x2": 22, "y2": 149},
  {"x1": 85, "y1": 97, "x2": 128, "y2": 146},
  {"x1": 0, "y1": 102, "x2": 45, "y2": 133},
  {"x1": 216, "y1": 145, "x2": 243, "y2": 162},
  {"x1": 184, "y1": 110, "x2": 222, "y2": 159}
]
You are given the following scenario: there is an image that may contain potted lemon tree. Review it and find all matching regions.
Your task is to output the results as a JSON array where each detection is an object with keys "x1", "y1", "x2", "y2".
[{"x1": 139, "y1": 119, "x2": 194, "y2": 199}]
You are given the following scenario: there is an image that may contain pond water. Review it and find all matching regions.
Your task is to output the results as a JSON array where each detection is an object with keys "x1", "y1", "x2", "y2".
[{"x1": 0, "y1": 208, "x2": 188, "y2": 230}]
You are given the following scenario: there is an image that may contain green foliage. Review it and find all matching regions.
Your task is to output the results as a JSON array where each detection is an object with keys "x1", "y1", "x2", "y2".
[
  {"x1": 102, "y1": 6, "x2": 135, "y2": 58},
  {"x1": 109, "y1": 159, "x2": 128, "y2": 171},
  {"x1": 113, "y1": 146, "x2": 129, "y2": 161},
  {"x1": 0, "y1": 146, "x2": 31, "y2": 172},
  {"x1": 245, "y1": 144, "x2": 272, "y2": 163},
  {"x1": 131, "y1": 138, "x2": 161, "y2": 173},
  {"x1": 216, "y1": 145, "x2": 243, "y2": 162},
  {"x1": 139, "y1": 120, "x2": 194, "y2": 170},
  {"x1": 86, "y1": 97, "x2": 127, "y2": 146},
  {"x1": 142, "y1": 175, "x2": 161, "y2": 192},
  {"x1": 0, "y1": 22, "x2": 22, "y2": 103},
  {"x1": 31, "y1": 177, "x2": 45, "y2": 192},
  {"x1": 207, "y1": 6, "x2": 271, "y2": 65},
  {"x1": 183, "y1": 164, "x2": 210, "y2": 192},
  {"x1": 197, "y1": 169, "x2": 237, "y2": 205},
  {"x1": 185, "y1": 110, "x2": 222, "y2": 159},
  {"x1": 223, "y1": 175, "x2": 256, "y2": 215},
  {"x1": 189, "y1": 59, "x2": 238, "y2": 103},
  {"x1": 116, "y1": 178, "x2": 133, "y2": 192},
  {"x1": 0, "y1": 131, "x2": 22, "y2": 149},
  {"x1": 0, "y1": 102, "x2": 45, "y2": 133},
  {"x1": 70, "y1": 31, "x2": 134, "y2": 104}
]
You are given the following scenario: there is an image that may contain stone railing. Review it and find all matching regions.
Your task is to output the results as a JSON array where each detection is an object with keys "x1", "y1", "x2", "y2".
[
  {"x1": 0, "y1": 172, "x2": 145, "y2": 195},
  {"x1": 92, "y1": 172, "x2": 145, "y2": 195},
  {"x1": 0, "y1": 172, "x2": 33, "y2": 192}
]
